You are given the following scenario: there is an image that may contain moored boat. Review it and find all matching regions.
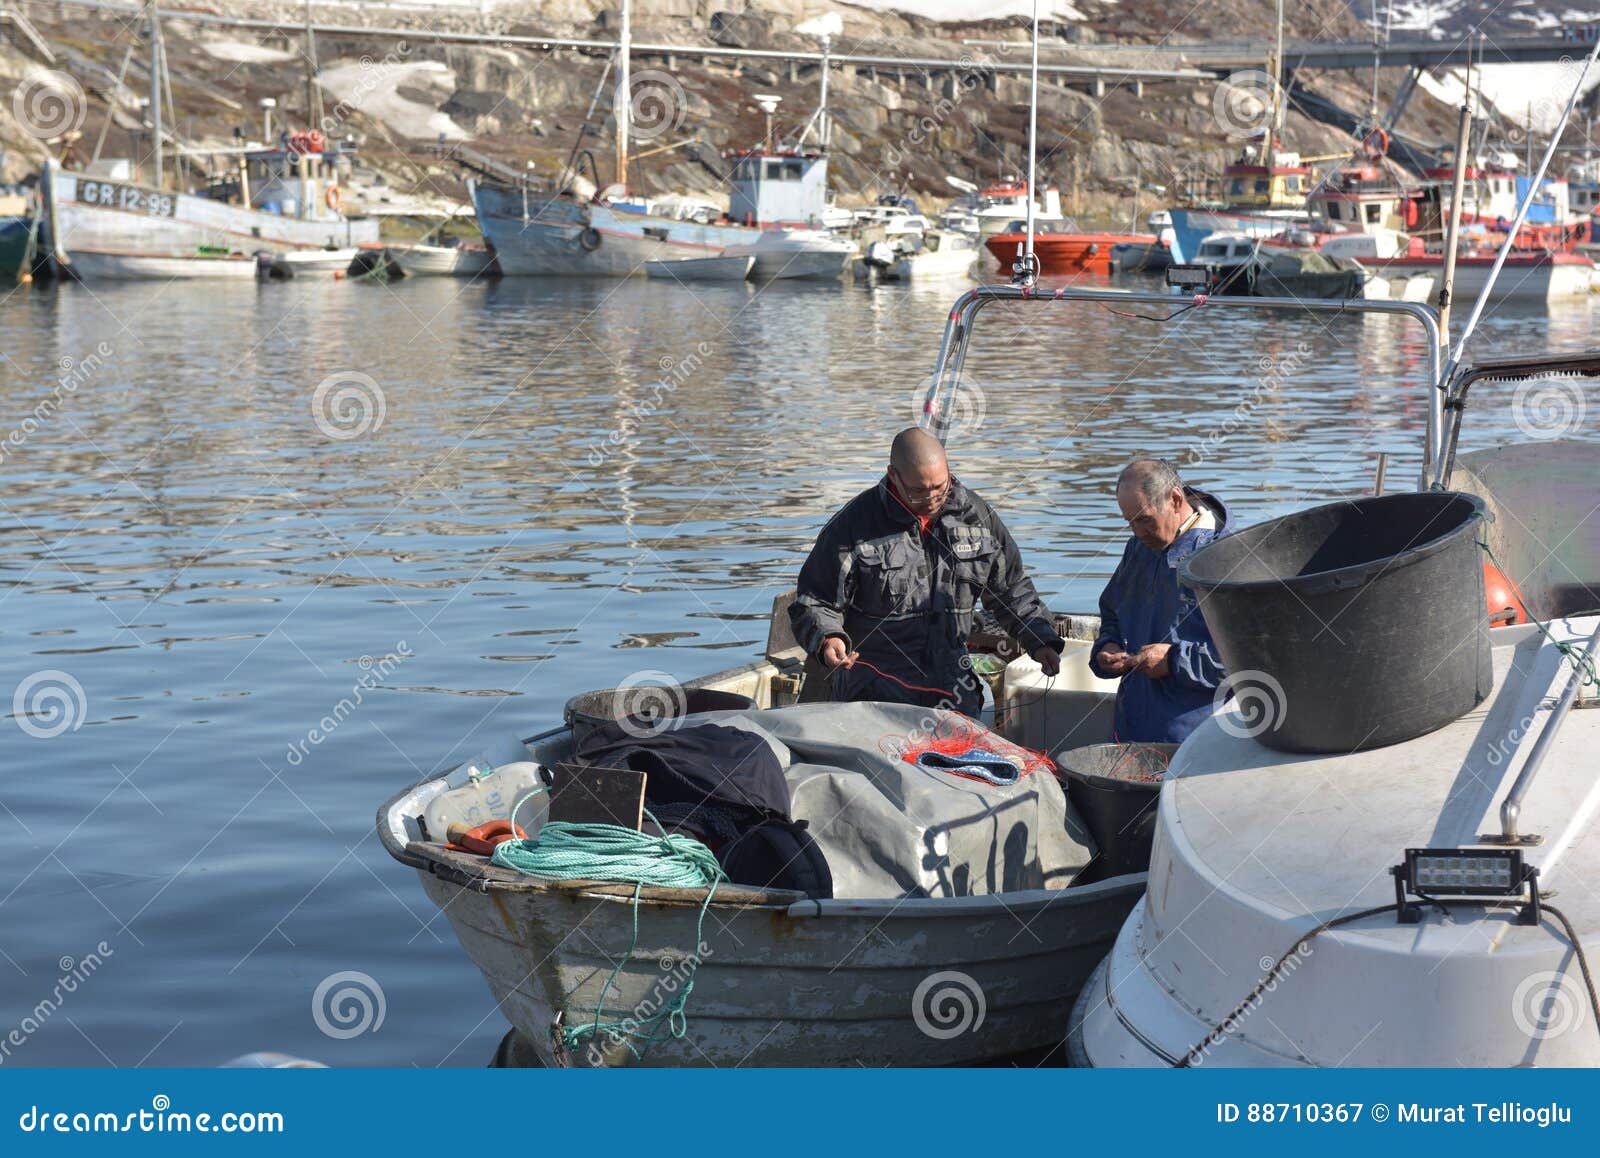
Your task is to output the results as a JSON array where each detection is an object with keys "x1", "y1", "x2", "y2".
[
  {"x1": 984, "y1": 222, "x2": 1158, "y2": 275},
  {"x1": 644, "y1": 254, "x2": 754, "y2": 282},
  {"x1": 65, "y1": 248, "x2": 259, "y2": 280}
]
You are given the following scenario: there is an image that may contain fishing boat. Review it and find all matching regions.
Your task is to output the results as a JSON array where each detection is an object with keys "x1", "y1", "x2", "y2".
[
  {"x1": 984, "y1": 220, "x2": 1158, "y2": 275},
  {"x1": 644, "y1": 254, "x2": 754, "y2": 282},
  {"x1": 855, "y1": 216, "x2": 979, "y2": 282},
  {"x1": 472, "y1": 0, "x2": 852, "y2": 281},
  {"x1": 972, "y1": 177, "x2": 1065, "y2": 239},
  {"x1": 0, "y1": 211, "x2": 35, "y2": 281},
  {"x1": 1165, "y1": 147, "x2": 1314, "y2": 264}
]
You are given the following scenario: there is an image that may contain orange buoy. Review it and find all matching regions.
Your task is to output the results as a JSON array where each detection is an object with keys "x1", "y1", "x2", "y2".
[{"x1": 1484, "y1": 561, "x2": 1530, "y2": 626}]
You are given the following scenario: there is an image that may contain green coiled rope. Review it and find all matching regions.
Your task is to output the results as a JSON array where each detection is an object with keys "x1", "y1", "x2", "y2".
[{"x1": 490, "y1": 788, "x2": 724, "y2": 1062}]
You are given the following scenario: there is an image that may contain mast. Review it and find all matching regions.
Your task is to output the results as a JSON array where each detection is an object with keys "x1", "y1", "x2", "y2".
[
  {"x1": 147, "y1": 0, "x2": 163, "y2": 187},
  {"x1": 614, "y1": 0, "x2": 631, "y2": 188},
  {"x1": 819, "y1": 31, "x2": 831, "y2": 151},
  {"x1": 1263, "y1": 0, "x2": 1284, "y2": 161},
  {"x1": 1019, "y1": 0, "x2": 1039, "y2": 286}
]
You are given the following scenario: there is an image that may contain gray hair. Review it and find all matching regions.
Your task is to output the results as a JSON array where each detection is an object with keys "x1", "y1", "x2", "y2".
[{"x1": 1117, "y1": 458, "x2": 1184, "y2": 504}]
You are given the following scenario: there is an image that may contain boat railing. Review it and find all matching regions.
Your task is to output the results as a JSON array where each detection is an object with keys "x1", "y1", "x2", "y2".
[
  {"x1": 919, "y1": 284, "x2": 1447, "y2": 485},
  {"x1": 1494, "y1": 620, "x2": 1600, "y2": 845}
]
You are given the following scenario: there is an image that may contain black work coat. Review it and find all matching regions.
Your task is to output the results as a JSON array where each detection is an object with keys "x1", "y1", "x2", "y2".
[{"x1": 788, "y1": 476, "x2": 1062, "y2": 716}]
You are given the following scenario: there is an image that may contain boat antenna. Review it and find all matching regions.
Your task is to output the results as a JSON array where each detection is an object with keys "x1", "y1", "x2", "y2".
[
  {"x1": 1441, "y1": 33, "x2": 1600, "y2": 389},
  {"x1": 1013, "y1": 0, "x2": 1041, "y2": 287}
]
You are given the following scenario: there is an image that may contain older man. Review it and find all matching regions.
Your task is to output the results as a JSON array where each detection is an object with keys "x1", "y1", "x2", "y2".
[
  {"x1": 1090, "y1": 459, "x2": 1235, "y2": 743},
  {"x1": 789, "y1": 427, "x2": 1063, "y2": 718}
]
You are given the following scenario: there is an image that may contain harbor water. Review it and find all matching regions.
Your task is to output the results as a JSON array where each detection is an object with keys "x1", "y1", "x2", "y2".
[{"x1": 1, "y1": 274, "x2": 1596, "y2": 1065}]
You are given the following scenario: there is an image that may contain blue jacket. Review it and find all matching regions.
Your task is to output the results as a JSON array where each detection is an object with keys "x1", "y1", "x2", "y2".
[{"x1": 1089, "y1": 487, "x2": 1235, "y2": 743}]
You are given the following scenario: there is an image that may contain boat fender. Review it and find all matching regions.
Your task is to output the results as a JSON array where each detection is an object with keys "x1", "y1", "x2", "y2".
[
  {"x1": 579, "y1": 227, "x2": 602, "y2": 251},
  {"x1": 325, "y1": 185, "x2": 341, "y2": 212},
  {"x1": 1404, "y1": 198, "x2": 1419, "y2": 229},
  {"x1": 1483, "y1": 561, "x2": 1530, "y2": 626}
]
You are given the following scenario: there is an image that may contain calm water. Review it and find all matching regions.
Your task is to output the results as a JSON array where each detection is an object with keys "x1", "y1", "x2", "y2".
[{"x1": 0, "y1": 272, "x2": 1595, "y2": 1066}]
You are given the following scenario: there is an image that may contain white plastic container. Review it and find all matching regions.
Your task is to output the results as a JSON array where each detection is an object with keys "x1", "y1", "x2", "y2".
[
  {"x1": 423, "y1": 760, "x2": 547, "y2": 843},
  {"x1": 998, "y1": 641, "x2": 1120, "y2": 753}
]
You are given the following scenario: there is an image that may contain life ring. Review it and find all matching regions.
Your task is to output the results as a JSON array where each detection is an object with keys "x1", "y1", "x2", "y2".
[
  {"x1": 1362, "y1": 127, "x2": 1390, "y2": 158},
  {"x1": 578, "y1": 227, "x2": 602, "y2": 251},
  {"x1": 325, "y1": 185, "x2": 341, "y2": 212}
]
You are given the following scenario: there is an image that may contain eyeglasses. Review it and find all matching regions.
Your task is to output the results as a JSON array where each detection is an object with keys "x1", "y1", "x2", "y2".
[{"x1": 893, "y1": 469, "x2": 951, "y2": 505}]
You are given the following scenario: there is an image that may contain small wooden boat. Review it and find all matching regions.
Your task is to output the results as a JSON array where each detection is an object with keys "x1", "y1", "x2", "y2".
[
  {"x1": 64, "y1": 248, "x2": 258, "y2": 280},
  {"x1": 260, "y1": 247, "x2": 362, "y2": 278},
  {"x1": 390, "y1": 241, "x2": 498, "y2": 278},
  {"x1": 379, "y1": 609, "x2": 1145, "y2": 1067},
  {"x1": 644, "y1": 254, "x2": 754, "y2": 282}
]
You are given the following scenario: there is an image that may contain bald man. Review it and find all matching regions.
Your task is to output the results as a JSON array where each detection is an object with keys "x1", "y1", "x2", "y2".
[
  {"x1": 789, "y1": 428, "x2": 1063, "y2": 718},
  {"x1": 1090, "y1": 458, "x2": 1235, "y2": 742}
]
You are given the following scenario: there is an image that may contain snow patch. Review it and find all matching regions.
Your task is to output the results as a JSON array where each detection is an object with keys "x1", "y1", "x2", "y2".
[
  {"x1": 317, "y1": 60, "x2": 470, "y2": 141},
  {"x1": 1418, "y1": 60, "x2": 1600, "y2": 136},
  {"x1": 840, "y1": 0, "x2": 1088, "y2": 20},
  {"x1": 200, "y1": 39, "x2": 297, "y2": 64}
]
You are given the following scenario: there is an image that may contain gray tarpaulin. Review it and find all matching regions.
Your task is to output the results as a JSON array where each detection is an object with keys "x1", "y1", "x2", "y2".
[{"x1": 688, "y1": 702, "x2": 1096, "y2": 899}]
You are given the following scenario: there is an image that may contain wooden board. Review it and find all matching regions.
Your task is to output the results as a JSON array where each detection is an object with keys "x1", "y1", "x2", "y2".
[{"x1": 548, "y1": 763, "x2": 646, "y2": 830}]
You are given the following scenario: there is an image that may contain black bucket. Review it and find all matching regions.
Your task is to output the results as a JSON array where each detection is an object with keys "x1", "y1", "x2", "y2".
[
  {"x1": 564, "y1": 686, "x2": 756, "y2": 747},
  {"x1": 1181, "y1": 491, "x2": 1491, "y2": 753},
  {"x1": 1057, "y1": 743, "x2": 1177, "y2": 881}
]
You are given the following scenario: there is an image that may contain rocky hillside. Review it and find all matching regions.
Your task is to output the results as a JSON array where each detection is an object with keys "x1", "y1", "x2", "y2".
[{"x1": 0, "y1": 0, "x2": 1580, "y2": 222}]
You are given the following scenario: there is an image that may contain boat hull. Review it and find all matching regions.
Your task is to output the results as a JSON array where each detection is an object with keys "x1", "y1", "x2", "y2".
[
  {"x1": 985, "y1": 232, "x2": 1157, "y2": 274},
  {"x1": 1374, "y1": 252, "x2": 1594, "y2": 302},
  {"x1": 644, "y1": 255, "x2": 754, "y2": 282},
  {"x1": 392, "y1": 243, "x2": 496, "y2": 277},
  {"x1": 40, "y1": 160, "x2": 378, "y2": 279},
  {"x1": 66, "y1": 249, "x2": 259, "y2": 280},
  {"x1": 416, "y1": 861, "x2": 1144, "y2": 1067}
]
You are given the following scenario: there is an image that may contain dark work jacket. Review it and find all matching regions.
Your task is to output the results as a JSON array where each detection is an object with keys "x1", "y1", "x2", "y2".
[
  {"x1": 1089, "y1": 487, "x2": 1235, "y2": 743},
  {"x1": 788, "y1": 476, "x2": 1062, "y2": 717}
]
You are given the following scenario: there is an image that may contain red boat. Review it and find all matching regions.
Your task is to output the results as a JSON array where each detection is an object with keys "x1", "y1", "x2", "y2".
[{"x1": 984, "y1": 222, "x2": 1158, "y2": 274}]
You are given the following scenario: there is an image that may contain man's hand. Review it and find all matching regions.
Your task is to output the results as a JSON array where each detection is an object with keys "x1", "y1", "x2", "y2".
[
  {"x1": 820, "y1": 636, "x2": 858, "y2": 670},
  {"x1": 1133, "y1": 642, "x2": 1173, "y2": 679},
  {"x1": 1095, "y1": 643, "x2": 1138, "y2": 676},
  {"x1": 1031, "y1": 645, "x2": 1061, "y2": 677}
]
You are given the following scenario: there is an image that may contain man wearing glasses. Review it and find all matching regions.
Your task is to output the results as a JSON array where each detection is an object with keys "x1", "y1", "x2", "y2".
[
  {"x1": 789, "y1": 427, "x2": 1063, "y2": 718},
  {"x1": 1090, "y1": 458, "x2": 1235, "y2": 742}
]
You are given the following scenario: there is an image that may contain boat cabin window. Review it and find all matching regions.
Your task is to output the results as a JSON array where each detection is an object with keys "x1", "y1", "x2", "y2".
[
  {"x1": 1327, "y1": 202, "x2": 1342, "y2": 221},
  {"x1": 1254, "y1": 179, "x2": 1269, "y2": 195},
  {"x1": 1284, "y1": 175, "x2": 1303, "y2": 194},
  {"x1": 1364, "y1": 203, "x2": 1382, "y2": 224},
  {"x1": 1228, "y1": 178, "x2": 1246, "y2": 197}
]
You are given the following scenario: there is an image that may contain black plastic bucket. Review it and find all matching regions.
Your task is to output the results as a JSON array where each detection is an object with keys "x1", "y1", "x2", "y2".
[
  {"x1": 1057, "y1": 743, "x2": 1177, "y2": 881},
  {"x1": 564, "y1": 686, "x2": 756, "y2": 747},
  {"x1": 1181, "y1": 491, "x2": 1491, "y2": 753}
]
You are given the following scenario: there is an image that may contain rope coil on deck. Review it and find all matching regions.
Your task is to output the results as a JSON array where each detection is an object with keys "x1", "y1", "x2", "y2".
[{"x1": 491, "y1": 788, "x2": 724, "y2": 1062}]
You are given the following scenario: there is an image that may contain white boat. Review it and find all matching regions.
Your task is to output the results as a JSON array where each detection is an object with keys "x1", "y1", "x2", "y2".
[
  {"x1": 1370, "y1": 250, "x2": 1596, "y2": 303},
  {"x1": 261, "y1": 246, "x2": 362, "y2": 278},
  {"x1": 855, "y1": 229, "x2": 978, "y2": 282},
  {"x1": 66, "y1": 248, "x2": 259, "y2": 280},
  {"x1": 644, "y1": 254, "x2": 754, "y2": 282},
  {"x1": 974, "y1": 178, "x2": 1065, "y2": 238},
  {"x1": 389, "y1": 241, "x2": 497, "y2": 278},
  {"x1": 720, "y1": 227, "x2": 855, "y2": 281}
]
